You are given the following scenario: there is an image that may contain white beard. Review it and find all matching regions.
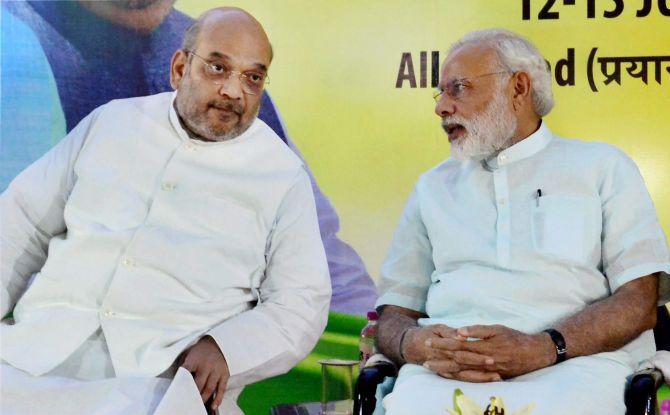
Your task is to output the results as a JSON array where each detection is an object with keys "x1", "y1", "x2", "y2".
[{"x1": 444, "y1": 90, "x2": 517, "y2": 161}]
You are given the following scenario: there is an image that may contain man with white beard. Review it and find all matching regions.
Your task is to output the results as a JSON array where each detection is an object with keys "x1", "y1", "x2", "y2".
[{"x1": 375, "y1": 29, "x2": 669, "y2": 414}]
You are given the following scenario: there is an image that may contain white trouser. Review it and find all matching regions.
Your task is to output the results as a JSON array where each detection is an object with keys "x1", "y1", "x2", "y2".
[
  {"x1": 383, "y1": 354, "x2": 631, "y2": 415},
  {"x1": 0, "y1": 329, "x2": 243, "y2": 415}
]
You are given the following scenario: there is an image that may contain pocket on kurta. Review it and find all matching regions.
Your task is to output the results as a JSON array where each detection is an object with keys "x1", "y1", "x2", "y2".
[{"x1": 530, "y1": 195, "x2": 601, "y2": 264}]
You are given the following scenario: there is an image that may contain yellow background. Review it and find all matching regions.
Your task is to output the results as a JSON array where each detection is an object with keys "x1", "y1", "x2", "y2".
[{"x1": 176, "y1": 0, "x2": 669, "y2": 281}]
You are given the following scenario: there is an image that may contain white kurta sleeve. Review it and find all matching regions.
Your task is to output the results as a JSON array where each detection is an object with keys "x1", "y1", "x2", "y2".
[
  {"x1": 375, "y1": 185, "x2": 435, "y2": 313},
  {"x1": 0, "y1": 110, "x2": 96, "y2": 317},
  {"x1": 206, "y1": 167, "x2": 331, "y2": 388},
  {"x1": 599, "y1": 148, "x2": 670, "y2": 304}
]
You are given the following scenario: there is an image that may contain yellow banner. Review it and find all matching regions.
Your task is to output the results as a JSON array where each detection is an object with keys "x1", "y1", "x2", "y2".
[{"x1": 177, "y1": 0, "x2": 670, "y2": 277}]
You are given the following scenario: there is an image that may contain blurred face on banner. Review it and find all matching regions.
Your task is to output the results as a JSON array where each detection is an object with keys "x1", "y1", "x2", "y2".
[
  {"x1": 170, "y1": 10, "x2": 272, "y2": 141},
  {"x1": 435, "y1": 46, "x2": 518, "y2": 161},
  {"x1": 78, "y1": 0, "x2": 176, "y2": 32}
]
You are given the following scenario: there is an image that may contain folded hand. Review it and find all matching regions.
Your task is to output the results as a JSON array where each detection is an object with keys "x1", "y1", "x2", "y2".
[
  {"x1": 404, "y1": 324, "x2": 502, "y2": 382},
  {"x1": 426, "y1": 324, "x2": 555, "y2": 380}
]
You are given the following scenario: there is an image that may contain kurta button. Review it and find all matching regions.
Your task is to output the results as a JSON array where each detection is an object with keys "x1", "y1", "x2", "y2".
[
  {"x1": 499, "y1": 154, "x2": 507, "y2": 162},
  {"x1": 185, "y1": 143, "x2": 196, "y2": 151},
  {"x1": 161, "y1": 182, "x2": 175, "y2": 191},
  {"x1": 103, "y1": 310, "x2": 116, "y2": 317},
  {"x1": 121, "y1": 257, "x2": 133, "y2": 267}
]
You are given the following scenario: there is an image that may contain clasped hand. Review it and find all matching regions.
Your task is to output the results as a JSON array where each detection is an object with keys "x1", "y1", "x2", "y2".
[{"x1": 402, "y1": 324, "x2": 555, "y2": 382}]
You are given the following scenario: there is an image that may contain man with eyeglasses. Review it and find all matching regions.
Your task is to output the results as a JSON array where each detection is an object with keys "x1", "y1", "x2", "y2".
[
  {"x1": 3, "y1": 0, "x2": 377, "y2": 316},
  {"x1": 1, "y1": 8, "x2": 330, "y2": 415},
  {"x1": 375, "y1": 29, "x2": 669, "y2": 414}
]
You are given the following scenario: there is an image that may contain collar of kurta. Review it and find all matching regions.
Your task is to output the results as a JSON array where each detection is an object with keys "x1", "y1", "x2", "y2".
[
  {"x1": 168, "y1": 91, "x2": 261, "y2": 147},
  {"x1": 483, "y1": 121, "x2": 553, "y2": 170}
]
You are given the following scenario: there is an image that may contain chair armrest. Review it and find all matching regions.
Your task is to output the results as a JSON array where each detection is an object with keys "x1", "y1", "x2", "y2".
[
  {"x1": 624, "y1": 368, "x2": 663, "y2": 415},
  {"x1": 354, "y1": 356, "x2": 398, "y2": 415}
]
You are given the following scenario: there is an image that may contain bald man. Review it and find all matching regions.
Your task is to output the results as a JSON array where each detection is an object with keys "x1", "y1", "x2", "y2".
[
  {"x1": 4, "y1": 0, "x2": 377, "y2": 316},
  {"x1": 0, "y1": 8, "x2": 330, "y2": 415}
]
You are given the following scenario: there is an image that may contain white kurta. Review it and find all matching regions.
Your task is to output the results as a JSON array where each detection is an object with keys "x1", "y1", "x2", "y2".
[
  {"x1": 376, "y1": 122, "x2": 670, "y2": 414},
  {"x1": 0, "y1": 92, "x2": 331, "y2": 412}
]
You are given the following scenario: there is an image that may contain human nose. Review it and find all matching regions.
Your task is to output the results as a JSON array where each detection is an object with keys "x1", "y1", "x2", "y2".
[
  {"x1": 434, "y1": 92, "x2": 456, "y2": 118},
  {"x1": 215, "y1": 73, "x2": 244, "y2": 100}
]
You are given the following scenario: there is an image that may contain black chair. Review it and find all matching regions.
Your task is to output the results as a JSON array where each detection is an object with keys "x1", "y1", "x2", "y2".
[
  {"x1": 625, "y1": 305, "x2": 670, "y2": 415},
  {"x1": 354, "y1": 306, "x2": 669, "y2": 415}
]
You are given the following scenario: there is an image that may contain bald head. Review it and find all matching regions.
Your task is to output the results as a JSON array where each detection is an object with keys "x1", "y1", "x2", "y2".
[
  {"x1": 170, "y1": 7, "x2": 272, "y2": 142},
  {"x1": 182, "y1": 7, "x2": 272, "y2": 62}
]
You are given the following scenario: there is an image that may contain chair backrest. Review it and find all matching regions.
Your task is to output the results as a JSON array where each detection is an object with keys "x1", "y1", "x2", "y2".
[{"x1": 654, "y1": 305, "x2": 670, "y2": 351}]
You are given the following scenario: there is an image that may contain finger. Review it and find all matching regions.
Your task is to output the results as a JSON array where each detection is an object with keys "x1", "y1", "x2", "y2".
[
  {"x1": 424, "y1": 348, "x2": 454, "y2": 362},
  {"x1": 212, "y1": 377, "x2": 227, "y2": 410},
  {"x1": 453, "y1": 350, "x2": 495, "y2": 366},
  {"x1": 457, "y1": 325, "x2": 500, "y2": 339},
  {"x1": 431, "y1": 324, "x2": 456, "y2": 338},
  {"x1": 426, "y1": 336, "x2": 464, "y2": 351},
  {"x1": 194, "y1": 369, "x2": 210, "y2": 397},
  {"x1": 423, "y1": 359, "x2": 461, "y2": 376},
  {"x1": 456, "y1": 370, "x2": 502, "y2": 383},
  {"x1": 201, "y1": 372, "x2": 218, "y2": 403},
  {"x1": 454, "y1": 338, "x2": 499, "y2": 356}
]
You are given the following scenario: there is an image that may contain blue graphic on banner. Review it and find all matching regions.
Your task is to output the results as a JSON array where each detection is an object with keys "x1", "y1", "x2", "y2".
[{"x1": 0, "y1": 8, "x2": 65, "y2": 190}]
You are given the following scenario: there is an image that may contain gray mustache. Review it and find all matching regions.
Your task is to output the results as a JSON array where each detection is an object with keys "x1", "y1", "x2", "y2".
[
  {"x1": 441, "y1": 118, "x2": 466, "y2": 127},
  {"x1": 441, "y1": 118, "x2": 465, "y2": 133},
  {"x1": 209, "y1": 101, "x2": 244, "y2": 114}
]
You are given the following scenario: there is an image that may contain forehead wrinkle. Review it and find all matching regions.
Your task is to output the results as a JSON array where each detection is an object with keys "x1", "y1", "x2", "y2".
[
  {"x1": 446, "y1": 45, "x2": 497, "y2": 71},
  {"x1": 197, "y1": 37, "x2": 271, "y2": 71},
  {"x1": 440, "y1": 45, "x2": 498, "y2": 88},
  {"x1": 208, "y1": 51, "x2": 226, "y2": 58},
  {"x1": 203, "y1": 52, "x2": 268, "y2": 73}
]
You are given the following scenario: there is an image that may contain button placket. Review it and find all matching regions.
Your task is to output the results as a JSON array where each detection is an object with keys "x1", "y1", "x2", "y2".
[
  {"x1": 100, "y1": 142, "x2": 186, "y2": 329},
  {"x1": 493, "y1": 168, "x2": 511, "y2": 267}
]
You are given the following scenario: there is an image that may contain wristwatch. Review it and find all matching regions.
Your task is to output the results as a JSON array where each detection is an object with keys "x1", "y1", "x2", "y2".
[{"x1": 543, "y1": 328, "x2": 567, "y2": 364}]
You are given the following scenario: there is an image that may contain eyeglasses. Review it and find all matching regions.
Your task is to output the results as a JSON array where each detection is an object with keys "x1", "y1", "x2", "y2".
[
  {"x1": 185, "y1": 50, "x2": 270, "y2": 95},
  {"x1": 433, "y1": 71, "x2": 511, "y2": 102}
]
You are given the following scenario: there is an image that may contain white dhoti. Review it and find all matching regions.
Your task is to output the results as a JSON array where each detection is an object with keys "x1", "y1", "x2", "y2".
[
  {"x1": 0, "y1": 330, "x2": 243, "y2": 415},
  {"x1": 383, "y1": 354, "x2": 631, "y2": 415}
]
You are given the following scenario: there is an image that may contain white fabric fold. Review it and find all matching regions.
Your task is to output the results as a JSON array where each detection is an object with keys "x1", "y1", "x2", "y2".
[
  {"x1": 653, "y1": 350, "x2": 670, "y2": 385},
  {"x1": 153, "y1": 367, "x2": 206, "y2": 415}
]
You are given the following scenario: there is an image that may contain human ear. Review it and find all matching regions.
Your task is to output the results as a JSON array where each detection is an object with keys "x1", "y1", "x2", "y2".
[
  {"x1": 511, "y1": 71, "x2": 532, "y2": 110},
  {"x1": 169, "y1": 50, "x2": 188, "y2": 90}
]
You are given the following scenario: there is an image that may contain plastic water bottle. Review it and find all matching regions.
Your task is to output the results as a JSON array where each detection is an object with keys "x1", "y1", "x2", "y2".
[{"x1": 359, "y1": 311, "x2": 378, "y2": 370}]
